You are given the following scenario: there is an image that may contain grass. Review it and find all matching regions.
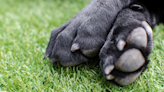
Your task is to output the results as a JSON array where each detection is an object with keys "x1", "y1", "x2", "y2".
[{"x1": 0, "y1": 0, "x2": 164, "y2": 91}]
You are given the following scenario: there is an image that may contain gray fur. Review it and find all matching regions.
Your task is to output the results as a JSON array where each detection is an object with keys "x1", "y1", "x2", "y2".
[
  {"x1": 44, "y1": 0, "x2": 134, "y2": 66},
  {"x1": 44, "y1": 0, "x2": 154, "y2": 86},
  {"x1": 99, "y1": 5, "x2": 153, "y2": 85}
]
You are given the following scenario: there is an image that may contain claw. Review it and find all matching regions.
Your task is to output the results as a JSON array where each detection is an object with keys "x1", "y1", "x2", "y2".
[
  {"x1": 44, "y1": 55, "x2": 49, "y2": 59},
  {"x1": 50, "y1": 58, "x2": 58, "y2": 63},
  {"x1": 114, "y1": 70, "x2": 142, "y2": 86},
  {"x1": 117, "y1": 39, "x2": 126, "y2": 51},
  {"x1": 142, "y1": 21, "x2": 153, "y2": 52},
  {"x1": 81, "y1": 48, "x2": 100, "y2": 58},
  {"x1": 106, "y1": 74, "x2": 115, "y2": 80},
  {"x1": 71, "y1": 43, "x2": 80, "y2": 52},
  {"x1": 127, "y1": 27, "x2": 147, "y2": 48},
  {"x1": 104, "y1": 65, "x2": 115, "y2": 75},
  {"x1": 142, "y1": 21, "x2": 153, "y2": 37},
  {"x1": 115, "y1": 49, "x2": 145, "y2": 72}
]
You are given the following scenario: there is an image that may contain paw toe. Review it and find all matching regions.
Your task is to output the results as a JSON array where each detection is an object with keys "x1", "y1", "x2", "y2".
[
  {"x1": 81, "y1": 48, "x2": 100, "y2": 58},
  {"x1": 127, "y1": 27, "x2": 147, "y2": 48},
  {"x1": 115, "y1": 49, "x2": 145, "y2": 72},
  {"x1": 114, "y1": 70, "x2": 142, "y2": 86}
]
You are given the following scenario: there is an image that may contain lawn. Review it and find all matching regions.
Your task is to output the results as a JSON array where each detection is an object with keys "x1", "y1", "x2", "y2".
[{"x1": 0, "y1": 0, "x2": 164, "y2": 91}]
